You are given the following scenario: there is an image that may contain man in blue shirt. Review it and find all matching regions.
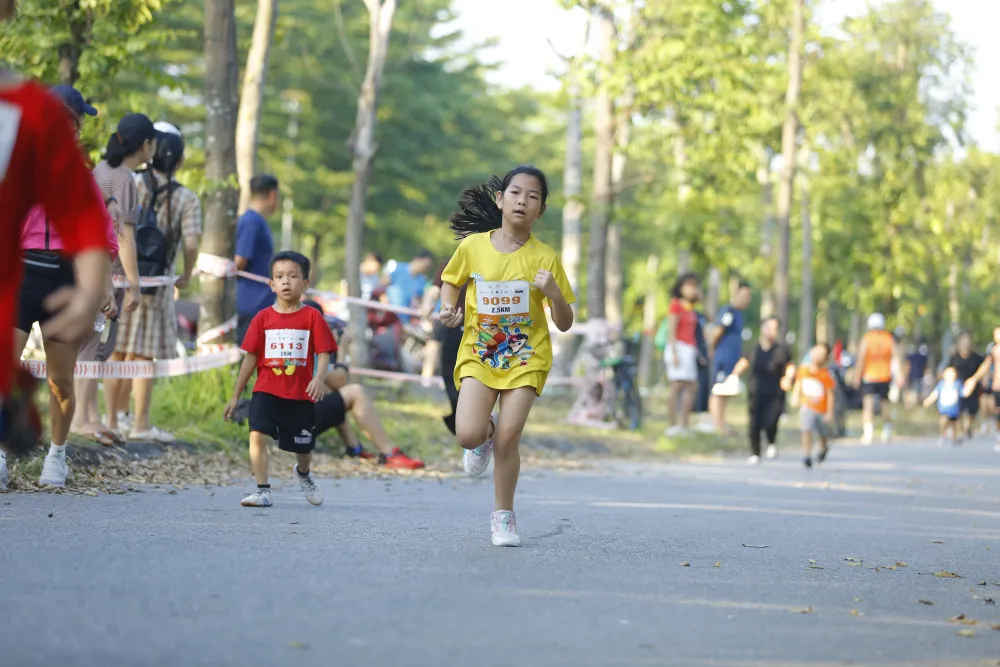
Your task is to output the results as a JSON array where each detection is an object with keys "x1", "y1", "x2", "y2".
[
  {"x1": 234, "y1": 174, "x2": 279, "y2": 344},
  {"x1": 386, "y1": 249, "x2": 434, "y2": 314},
  {"x1": 709, "y1": 280, "x2": 752, "y2": 434}
]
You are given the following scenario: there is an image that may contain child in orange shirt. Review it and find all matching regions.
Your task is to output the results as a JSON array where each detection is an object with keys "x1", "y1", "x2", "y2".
[{"x1": 795, "y1": 343, "x2": 837, "y2": 468}]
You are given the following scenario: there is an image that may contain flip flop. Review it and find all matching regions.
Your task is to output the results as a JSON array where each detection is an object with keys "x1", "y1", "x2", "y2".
[{"x1": 71, "y1": 430, "x2": 116, "y2": 447}]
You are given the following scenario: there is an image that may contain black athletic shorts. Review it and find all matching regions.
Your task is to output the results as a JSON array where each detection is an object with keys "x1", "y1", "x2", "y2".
[
  {"x1": 960, "y1": 394, "x2": 980, "y2": 417},
  {"x1": 861, "y1": 381, "x2": 891, "y2": 400},
  {"x1": 248, "y1": 392, "x2": 316, "y2": 454},
  {"x1": 993, "y1": 391, "x2": 1000, "y2": 410},
  {"x1": 313, "y1": 391, "x2": 347, "y2": 436},
  {"x1": 17, "y1": 253, "x2": 75, "y2": 333}
]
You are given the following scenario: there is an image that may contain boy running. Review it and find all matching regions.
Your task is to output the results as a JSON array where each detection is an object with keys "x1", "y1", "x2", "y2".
[
  {"x1": 795, "y1": 343, "x2": 836, "y2": 468},
  {"x1": 926, "y1": 366, "x2": 963, "y2": 446},
  {"x1": 224, "y1": 251, "x2": 337, "y2": 507}
]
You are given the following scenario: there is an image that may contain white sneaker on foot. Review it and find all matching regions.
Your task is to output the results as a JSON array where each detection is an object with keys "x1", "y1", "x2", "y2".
[
  {"x1": 240, "y1": 489, "x2": 272, "y2": 507},
  {"x1": 491, "y1": 510, "x2": 521, "y2": 547},
  {"x1": 0, "y1": 453, "x2": 8, "y2": 491},
  {"x1": 39, "y1": 453, "x2": 68, "y2": 487},
  {"x1": 129, "y1": 426, "x2": 175, "y2": 443},
  {"x1": 765, "y1": 445, "x2": 778, "y2": 460},
  {"x1": 881, "y1": 425, "x2": 893, "y2": 443},
  {"x1": 861, "y1": 425, "x2": 874, "y2": 445},
  {"x1": 463, "y1": 413, "x2": 496, "y2": 478},
  {"x1": 747, "y1": 455, "x2": 761, "y2": 465},
  {"x1": 294, "y1": 464, "x2": 323, "y2": 506}
]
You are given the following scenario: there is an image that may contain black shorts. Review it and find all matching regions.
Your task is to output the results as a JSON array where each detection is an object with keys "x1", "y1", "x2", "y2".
[
  {"x1": 994, "y1": 391, "x2": 1000, "y2": 410},
  {"x1": 248, "y1": 392, "x2": 316, "y2": 454},
  {"x1": 861, "y1": 382, "x2": 891, "y2": 400},
  {"x1": 313, "y1": 391, "x2": 347, "y2": 436},
  {"x1": 17, "y1": 253, "x2": 75, "y2": 333},
  {"x1": 960, "y1": 394, "x2": 980, "y2": 417}
]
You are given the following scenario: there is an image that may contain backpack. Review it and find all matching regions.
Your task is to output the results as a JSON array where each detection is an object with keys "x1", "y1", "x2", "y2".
[
  {"x1": 135, "y1": 172, "x2": 178, "y2": 295},
  {"x1": 654, "y1": 318, "x2": 670, "y2": 353}
]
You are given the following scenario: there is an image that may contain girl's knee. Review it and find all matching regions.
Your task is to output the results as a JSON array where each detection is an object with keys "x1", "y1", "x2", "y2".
[
  {"x1": 492, "y1": 434, "x2": 520, "y2": 460},
  {"x1": 456, "y1": 423, "x2": 488, "y2": 450}
]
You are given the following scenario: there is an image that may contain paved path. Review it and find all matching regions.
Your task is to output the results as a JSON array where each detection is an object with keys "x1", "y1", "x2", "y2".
[{"x1": 2, "y1": 438, "x2": 1000, "y2": 667}]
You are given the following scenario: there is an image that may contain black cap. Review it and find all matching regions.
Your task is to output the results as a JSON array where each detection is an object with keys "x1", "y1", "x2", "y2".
[
  {"x1": 50, "y1": 85, "x2": 97, "y2": 117},
  {"x1": 115, "y1": 113, "x2": 156, "y2": 145}
]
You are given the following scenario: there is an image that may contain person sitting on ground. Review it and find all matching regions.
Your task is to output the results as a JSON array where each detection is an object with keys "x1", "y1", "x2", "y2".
[
  {"x1": 925, "y1": 366, "x2": 963, "y2": 446},
  {"x1": 223, "y1": 251, "x2": 336, "y2": 508},
  {"x1": 314, "y1": 365, "x2": 426, "y2": 470},
  {"x1": 795, "y1": 343, "x2": 836, "y2": 469}
]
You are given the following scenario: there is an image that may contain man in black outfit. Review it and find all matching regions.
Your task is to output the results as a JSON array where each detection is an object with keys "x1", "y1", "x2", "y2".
[
  {"x1": 947, "y1": 331, "x2": 984, "y2": 440},
  {"x1": 731, "y1": 316, "x2": 795, "y2": 465}
]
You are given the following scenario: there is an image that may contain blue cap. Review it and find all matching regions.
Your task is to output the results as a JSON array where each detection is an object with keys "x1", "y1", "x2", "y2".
[{"x1": 50, "y1": 84, "x2": 98, "y2": 117}]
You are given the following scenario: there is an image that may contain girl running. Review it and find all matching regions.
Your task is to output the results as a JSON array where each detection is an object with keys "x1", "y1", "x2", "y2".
[{"x1": 438, "y1": 165, "x2": 576, "y2": 547}]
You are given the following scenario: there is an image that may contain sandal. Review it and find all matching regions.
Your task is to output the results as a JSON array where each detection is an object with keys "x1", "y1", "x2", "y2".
[{"x1": 71, "y1": 430, "x2": 116, "y2": 447}]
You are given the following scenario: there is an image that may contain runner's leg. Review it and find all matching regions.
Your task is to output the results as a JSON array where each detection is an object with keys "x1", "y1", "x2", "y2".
[
  {"x1": 748, "y1": 397, "x2": 763, "y2": 458},
  {"x1": 40, "y1": 336, "x2": 79, "y2": 448},
  {"x1": 493, "y1": 386, "x2": 535, "y2": 512},
  {"x1": 678, "y1": 380, "x2": 696, "y2": 429},
  {"x1": 339, "y1": 384, "x2": 394, "y2": 454},
  {"x1": 130, "y1": 355, "x2": 155, "y2": 432},
  {"x1": 249, "y1": 431, "x2": 270, "y2": 486},
  {"x1": 455, "y1": 377, "x2": 498, "y2": 451}
]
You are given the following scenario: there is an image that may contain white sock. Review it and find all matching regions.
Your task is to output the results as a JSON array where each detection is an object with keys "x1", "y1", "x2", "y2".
[
  {"x1": 862, "y1": 424, "x2": 874, "y2": 438},
  {"x1": 49, "y1": 443, "x2": 66, "y2": 458}
]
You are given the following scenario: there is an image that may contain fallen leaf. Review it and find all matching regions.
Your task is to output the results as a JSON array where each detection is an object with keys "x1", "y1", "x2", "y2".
[
  {"x1": 741, "y1": 544, "x2": 768, "y2": 549},
  {"x1": 713, "y1": 561, "x2": 721, "y2": 568},
  {"x1": 84, "y1": 490, "x2": 98, "y2": 497},
  {"x1": 679, "y1": 562, "x2": 690, "y2": 567},
  {"x1": 930, "y1": 540, "x2": 945, "y2": 544},
  {"x1": 288, "y1": 641, "x2": 308, "y2": 649},
  {"x1": 896, "y1": 561, "x2": 908, "y2": 568},
  {"x1": 956, "y1": 629, "x2": 975, "y2": 638},
  {"x1": 166, "y1": 489, "x2": 177, "y2": 495},
  {"x1": 47, "y1": 513, "x2": 53, "y2": 518},
  {"x1": 850, "y1": 609, "x2": 862, "y2": 617},
  {"x1": 809, "y1": 559, "x2": 818, "y2": 564},
  {"x1": 808, "y1": 565, "x2": 825, "y2": 570},
  {"x1": 977, "y1": 581, "x2": 988, "y2": 586},
  {"x1": 989, "y1": 623, "x2": 1000, "y2": 631},
  {"x1": 855, "y1": 597, "x2": 863, "y2": 603},
  {"x1": 790, "y1": 606, "x2": 813, "y2": 614},
  {"x1": 847, "y1": 562, "x2": 864, "y2": 567},
  {"x1": 845, "y1": 557, "x2": 863, "y2": 563},
  {"x1": 918, "y1": 600, "x2": 935, "y2": 605},
  {"x1": 934, "y1": 571, "x2": 962, "y2": 578}
]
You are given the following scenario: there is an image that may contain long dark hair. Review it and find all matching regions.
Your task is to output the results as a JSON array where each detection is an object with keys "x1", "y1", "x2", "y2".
[{"x1": 448, "y1": 164, "x2": 550, "y2": 240}]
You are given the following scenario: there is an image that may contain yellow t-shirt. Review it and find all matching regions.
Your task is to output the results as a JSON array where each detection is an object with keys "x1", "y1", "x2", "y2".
[{"x1": 441, "y1": 231, "x2": 576, "y2": 396}]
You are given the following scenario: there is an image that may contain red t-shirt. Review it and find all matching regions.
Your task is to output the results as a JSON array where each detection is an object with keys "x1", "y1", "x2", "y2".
[
  {"x1": 669, "y1": 298, "x2": 697, "y2": 346},
  {"x1": 1, "y1": 80, "x2": 110, "y2": 395},
  {"x1": 241, "y1": 305, "x2": 338, "y2": 401}
]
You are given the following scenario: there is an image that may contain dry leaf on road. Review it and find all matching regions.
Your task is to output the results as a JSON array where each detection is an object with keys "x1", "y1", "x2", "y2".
[
  {"x1": 713, "y1": 561, "x2": 721, "y2": 568},
  {"x1": 679, "y1": 562, "x2": 691, "y2": 567},
  {"x1": 933, "y1": 571, "x2": 962, "y2": 578},
  {"x1": 918, "y1": 600, "x2": 935, "y2": 605},
  {"x1": 930, "y1": 540, "x2": 945, "y2": 544},
  {"x1": 956, "y1": 629, "x2": 975, "y2": 638},
  {"x1": 850, "y1": 609, "x2": 862, "y2": 617},
  {"x1": 791, "y1": 607, "x2": 813, "y2": 614},
  {"x1": 896, "y1": 562, "x2": 908, "y2": 567},
  {"x1": 741, "y1": 544, "x2": 768, "y2": 549}
]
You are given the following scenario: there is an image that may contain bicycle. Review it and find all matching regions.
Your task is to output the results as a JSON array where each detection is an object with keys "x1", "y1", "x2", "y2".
[{"x1": 568, "y1": 337, "x2": 643, "y2": 431}]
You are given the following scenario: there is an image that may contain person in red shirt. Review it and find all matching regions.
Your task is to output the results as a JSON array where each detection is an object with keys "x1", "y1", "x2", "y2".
[
  {"x1": 223, "y1": 251, "x2": 337, "y2": 508},
  {"x1": 0, "y1": 69, "x2": 112, "y2": 487},
  {"x1": 664, "y1": 272, "x2": 702, "y2": 435}
]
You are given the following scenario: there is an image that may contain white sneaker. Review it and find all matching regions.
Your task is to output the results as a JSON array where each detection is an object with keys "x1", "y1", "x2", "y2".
[
  {"x1": 463, "y1": 413, "x2": 496, "y2": 478},
  {"x1": 129, "y1": 426, "x2": 176, "y2": 443},
  {"x1": 240, "y1": 489, "x2": 272, "y2": 507},
  {"x1": 765, "y1": 445, "x2": 778, "y2": 459},
  {"x1": 881, "y1": 425, "x2": 893, "y2": 443},
  {"x1": 861, "y1": 427, "x2": 874, "y2": 445},
  {"x1": 294, "y1": 464, "x2": 323, "y2": 506},
  {"x1": 0, "y1": 453, "x2": 8, "y2": 491},
  {"x1": 491, "y1": 510, "x2": 521, "y2": 547},
  {"x1": 114, "y1": 412, "x2": 134, "y2": 433},
  {"x1": 747, "y1": 455, "x2": 761, "y2": 466},
  {"x1": 39, "y1": 453, "x2": 68, "y2": 487}
]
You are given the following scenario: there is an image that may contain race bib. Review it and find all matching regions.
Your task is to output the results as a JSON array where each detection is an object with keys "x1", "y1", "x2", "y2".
[
  {"x1": 940, "y1": 386, "x2": 959, "y2": 408},
  {"x1": 477, "y1": 280, "x2": 530, "y2": 326},
  {"x1": 802, "y1": 377, "x2": 825, "y2": 399},
  {"x1": 264, "y1": 328, "x2": 309, "y2": 368},
  {"x1": 0, "y1": 101, "x2": 22, "y2": 183}
]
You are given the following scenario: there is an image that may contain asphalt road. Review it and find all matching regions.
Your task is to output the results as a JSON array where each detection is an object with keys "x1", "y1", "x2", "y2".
[{"x1": 2, "y1": 437, "x2": 1000, "y2": 667}]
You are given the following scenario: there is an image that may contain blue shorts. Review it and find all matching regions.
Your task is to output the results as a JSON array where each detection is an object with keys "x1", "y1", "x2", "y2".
[{"x1": 712, "y1": 358, "x2": 738, "y2": 385}]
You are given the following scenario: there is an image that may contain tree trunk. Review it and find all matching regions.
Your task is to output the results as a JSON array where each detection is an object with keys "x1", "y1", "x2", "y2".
[
  {"x1": 706, "y1": 268, "x2": 721, "y2": 321},
  {"x1": 57, "y1": 2, "x2": 87, "y2": 85},
  {"x1": 774, "y1": 0, "x2": 804, "y2": 328},
  {"x1": 606, "y1": 98, "x2": 632, "y2": 328},
  {"x1": 586, "y1": 6, "x2": 615, "y2": 322},
  {"x1": 946, "y1": 201, "x2": 959, "y2": 328},
  {"x1": 848, "y1": 279, "x2": 862, "y2": 353},
  {"x1": 758, "y1": 149, "x2": 776, "y2": 317},
  {"x1": 798, "y1": 177, "x2": 813, "y2": 352},
  {"x1": 637, "y1": 254, "x2": 660, "y2": 388},
  {"x1": 200, "y1": 0, "x2": 240, "y2": 336},
  {"x1": 345, "y1": 0, "x2": 396, "y2": 367},
  {"x1": 235, "y1": 0, "x2": 278, "y2": 215}
]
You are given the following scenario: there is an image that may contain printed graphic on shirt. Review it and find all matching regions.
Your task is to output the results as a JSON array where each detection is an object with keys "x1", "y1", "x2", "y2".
[
  {"x1": 265, "y1": 328, "x2": 310, "y2": 376},
  {"x1": 474, "y1": 279, "x2": 535, "y2": 370},
  {"x1": 939, "y1": 383, "x2": 960, "y2": 409},
  {"x1": 0, "y1": 101, "x2": 22, "y2": 182},
  {"x1": 801, "y1": 377, "x2": 826, "y2": 400}
]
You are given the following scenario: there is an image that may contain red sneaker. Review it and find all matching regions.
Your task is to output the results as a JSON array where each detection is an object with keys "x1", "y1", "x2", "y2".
[
  {"x1": 383, "y1": 448, "x2": 425, "y2": 470},
  {"x1": 344, "y1": 446, "x2": 378, "y2": 461}
]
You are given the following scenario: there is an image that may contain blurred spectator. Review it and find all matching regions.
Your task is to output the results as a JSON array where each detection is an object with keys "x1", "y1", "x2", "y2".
[
  {"x1": 234, "y1": 174, "x2": 279, "y2": 345},
  {"x1": 386, "y1": 249, "x2": 434, "y2": 313},
  {"x1": 368, "y1": 287, "x2": 402, "y2": 371},
  {"x1": 360, "y1": 251, "x2": 384, "y2": 301},
  {"x1": 106, "y1": 123, "x2": 202, "y2": 442}
]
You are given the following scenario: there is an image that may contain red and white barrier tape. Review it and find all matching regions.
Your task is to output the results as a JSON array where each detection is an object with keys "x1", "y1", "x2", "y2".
[
  {"x1": 196, "y1": 316, "x2": 239, "y2": 345},
  {"x1": 21, "y1": 348, "x2": 241, "y2": 380}
]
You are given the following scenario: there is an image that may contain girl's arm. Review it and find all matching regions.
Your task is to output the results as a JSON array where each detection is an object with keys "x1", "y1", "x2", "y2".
[
  {"x1": 117, "y1": 223, "x2": 142, "y2": 312},
  {"x1": 548, "y1": 291, "x2": 574, "y2": 332},
  {"x1": 438, "y1": 281, "x2": 465, "y2": 328},
  {"x1": 731, "y1": 357, "x2": 750, "y2": 377}
]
